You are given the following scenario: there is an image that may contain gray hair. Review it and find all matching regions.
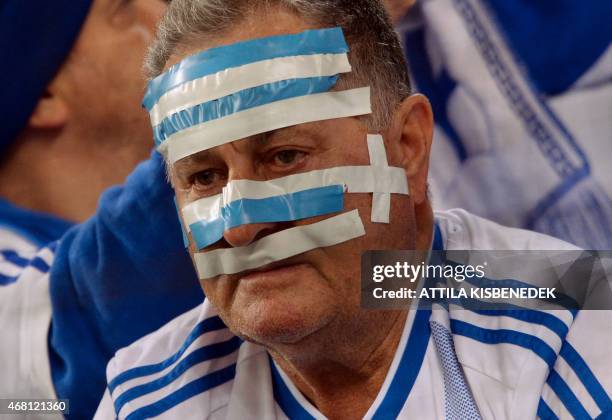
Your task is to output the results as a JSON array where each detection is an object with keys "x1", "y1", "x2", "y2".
[{"x1": 145, "y1": 0, "x2": 412, "y2": 130}]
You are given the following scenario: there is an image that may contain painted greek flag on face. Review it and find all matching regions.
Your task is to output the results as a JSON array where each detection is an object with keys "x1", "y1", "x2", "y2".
[{"x1": 142, "y1": 27, "x2": 372, "y2": 164}]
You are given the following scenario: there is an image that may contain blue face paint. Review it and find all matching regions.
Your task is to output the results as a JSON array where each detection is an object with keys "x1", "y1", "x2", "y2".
[
  {"x1": 143, "y1": 27, "x2": 349, "y2": 111},
  {"x1": 189, "y1": 185, "x2": 344, "y2": 250}
]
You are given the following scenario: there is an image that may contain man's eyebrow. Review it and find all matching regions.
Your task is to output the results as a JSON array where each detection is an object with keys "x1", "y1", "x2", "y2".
[
  {"x1": 261, "y1": 126, "x2": 321, "y2": 144},
  {"x1": 174, "y1": 127, "x2": 322, "y2": 169},
  {"x1": 174, "y1": 150, "x2": 213, "y2": 170},
  {"x1": 251, "y1": 132, "x2": 272, "y2": 147}
]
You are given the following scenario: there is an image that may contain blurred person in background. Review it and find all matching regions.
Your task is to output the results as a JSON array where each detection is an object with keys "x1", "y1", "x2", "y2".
[
  {"x1": 0, "y1": 0, "x2": 161, "y2": 245},
  {"x1": 0, "y1": 1, "x2": 202, "y2": 417},
  {"x1": 388, "y1": 0, "x2": 612, "y2": 249}
]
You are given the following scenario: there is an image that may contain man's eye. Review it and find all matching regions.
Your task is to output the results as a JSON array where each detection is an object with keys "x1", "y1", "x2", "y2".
[
  {"x1": 273, "y1": 150, "x2": 305, "y2": 166},
  {"x1": 193, "y1": 170, "x2": 222, "y2": 188}
]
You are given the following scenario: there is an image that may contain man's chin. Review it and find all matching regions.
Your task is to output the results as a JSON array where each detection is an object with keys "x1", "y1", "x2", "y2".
[{"x1": 228, "y1": 292, "x2": 337, "y2": 346}]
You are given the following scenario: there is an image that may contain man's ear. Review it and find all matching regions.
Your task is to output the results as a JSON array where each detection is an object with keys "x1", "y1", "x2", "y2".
[
  {"x1": 28, "y1": 88, "x2": 70, "y2": 129},
  {"x1": 393, "y1": 94, "x2": 433, "y2": 205}
]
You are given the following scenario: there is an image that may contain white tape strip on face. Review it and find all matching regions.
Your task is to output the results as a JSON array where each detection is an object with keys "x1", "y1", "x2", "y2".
[
  {"x1": 159, "y1": 87, "x2": 371, "y2": 164},
  {"x1": 194, "y1": 209, "x2": 365, "y2": 279},
  {"x1": 181, "y1": 134, "x2": 408, "y2": 230},
  {"x1": 149, "y1": 53, "x2": 352, "y2": 127},
  {"x1": 182, "y1": 165, "x2": 408, "y2": 230},
  {"x1": 367, "y1": 134, "x2": 392, "y2": 223},
  {"x1": 183, "y1": 195, "x2": 223, "y2": 230}
]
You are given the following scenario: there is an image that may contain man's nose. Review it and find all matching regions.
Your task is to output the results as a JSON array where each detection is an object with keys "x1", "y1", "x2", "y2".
[{"x1": 222, "y1": 222, "x2": 277, "y2": 248}]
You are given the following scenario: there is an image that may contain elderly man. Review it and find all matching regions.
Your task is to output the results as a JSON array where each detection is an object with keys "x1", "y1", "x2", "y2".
[
  {"x1": 95, "y1": 0, "x2": 611, "y2": 419},
  {"x1": 0, "y1": 1, "x2": 203, "y2": 418}
]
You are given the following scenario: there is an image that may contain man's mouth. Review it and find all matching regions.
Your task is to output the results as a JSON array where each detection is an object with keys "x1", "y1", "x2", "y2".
[{"x1": 238, "y1": 261, "x2": 310, "y2": 282}]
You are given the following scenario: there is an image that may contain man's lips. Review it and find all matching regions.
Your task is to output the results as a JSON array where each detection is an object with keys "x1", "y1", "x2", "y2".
[{"x1": 238, "y1": 261, "x2": 310, "y2": 282}]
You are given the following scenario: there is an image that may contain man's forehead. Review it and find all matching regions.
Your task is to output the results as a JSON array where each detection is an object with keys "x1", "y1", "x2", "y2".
[
  {"x1": 175, "y1": 123, "x2": 325, "y2": 167},
  {"x1": 144, "y1": 22, "x2": 370, "y2": 165}
]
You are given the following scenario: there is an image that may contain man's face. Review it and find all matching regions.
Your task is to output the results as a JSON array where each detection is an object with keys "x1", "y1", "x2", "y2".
[
  {"x1": 174, "y1": 119, "x2": 417, "y2": 346},
  {"x1": 57, "y1": 0, "x2": 166, "y2": 177},
  {"x1": 168, "y1": 9, "x2": 430, "y2": 348}
]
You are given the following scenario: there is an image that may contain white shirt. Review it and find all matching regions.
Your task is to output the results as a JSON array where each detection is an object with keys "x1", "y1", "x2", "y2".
[
  {"x1": 0, "y1": 225, "x2": 58, "y2": 403},
  {"x1": 95, "y1": 209, "x2": 612, "y2": 419}
]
